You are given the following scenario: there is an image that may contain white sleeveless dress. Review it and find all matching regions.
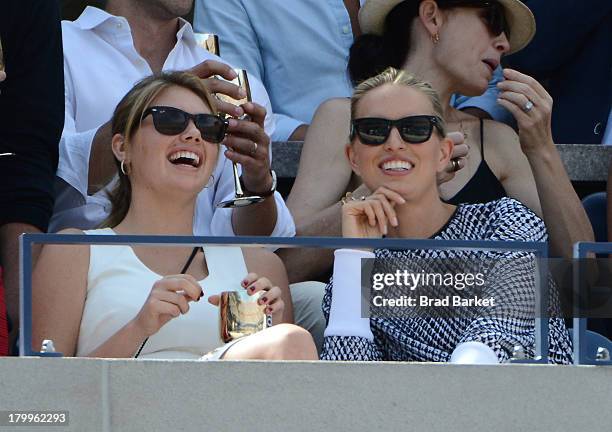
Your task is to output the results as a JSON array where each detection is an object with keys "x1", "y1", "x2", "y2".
[{"x1": 76, "y1": 228, "x2": 249, "y2": 359}]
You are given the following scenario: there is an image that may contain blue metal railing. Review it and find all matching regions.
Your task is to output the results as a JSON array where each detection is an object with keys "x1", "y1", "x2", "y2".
[
  {"x1": 573, "y1": 242, "x2": 612, "y2": 365},
  {"x1": 20, "y1": 233, "x2": 549, "y2": 361}
]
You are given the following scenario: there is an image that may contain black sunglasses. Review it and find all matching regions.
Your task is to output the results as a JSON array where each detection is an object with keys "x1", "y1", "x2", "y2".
[
  {"x1": 443, "y1": 0, "x2": 510, "y2": 38},
  {"x1": 350, "y1": 115, "x2": 445, "y2": 145},
  {"x1": 143, "y1": 106, "x2": 228, "y2": 143}
]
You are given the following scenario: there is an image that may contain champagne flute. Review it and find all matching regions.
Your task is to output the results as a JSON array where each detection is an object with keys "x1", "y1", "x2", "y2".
[
  {"x1": 194, "y1": 33, "x2": 220, "y2": 56},
  {"x1": 194, "y1": 34, "x2": 264, "y2": 207},
  {"x1": 216, "y1": 69, "x2": 265, "y2": 207}
]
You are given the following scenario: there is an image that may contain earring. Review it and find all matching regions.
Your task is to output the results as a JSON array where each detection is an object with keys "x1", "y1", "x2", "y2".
[
  {"x1": 120, "y1": 159, "x2": 129, "y2": 176},
  {"x1": 431, "y1": 33, "x2": 440, "y2": 44},
  {"x1": 205, "y1": 174, "x2": 215, "y2": 188}
]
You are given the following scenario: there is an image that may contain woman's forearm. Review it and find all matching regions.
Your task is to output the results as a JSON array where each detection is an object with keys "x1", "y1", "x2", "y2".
[
  {"x1": 525, "y1": 145, "x2": 594, "y2": 257},
  {"x1": 85, "y1": 320, "x2": 148, "y2": 359}
]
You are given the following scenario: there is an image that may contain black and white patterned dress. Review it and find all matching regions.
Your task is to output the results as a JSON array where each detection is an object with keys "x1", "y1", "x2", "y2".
[{"x1": 321, "y1": 197, "x2": 573, "y2": 364}]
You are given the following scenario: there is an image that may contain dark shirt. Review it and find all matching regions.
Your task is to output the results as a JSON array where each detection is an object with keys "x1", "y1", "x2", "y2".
[
  {"x1": 446, "y1": 119, "x2": 506, "y2": 205},
  {"x1": 507, "y1": 0, "x2": 612, "y2": 144},
  {"x1": 0, "y1": 0, "x2": 64, "y2": 231}
]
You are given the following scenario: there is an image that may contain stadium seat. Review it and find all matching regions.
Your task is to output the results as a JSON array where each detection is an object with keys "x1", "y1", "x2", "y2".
[
  {"x1": 569, "y1": 328, "x2": 612, "y2": 364},
  {"x1": 582, "y1": 192, "x2": 608, "y2": 242}
]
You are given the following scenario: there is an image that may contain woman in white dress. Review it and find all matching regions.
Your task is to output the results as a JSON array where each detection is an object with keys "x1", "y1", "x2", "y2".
[{"x1": 32, "y1": 71, "x2": 317, "y2": 360}]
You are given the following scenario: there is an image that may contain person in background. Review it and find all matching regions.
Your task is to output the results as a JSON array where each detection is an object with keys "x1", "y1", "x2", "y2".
[
  {"x1": 321, "y1": 67, "x2": 572, "y2": 364},
  {"x1": 194, "y1": 0, "x2": 513, "y2": 142},
  {"x1": 33, "y1": 71, "x2": 317, "y2": 361},
  {"x1": 0, "y1": 0, "x2": 64, "y2": 354},
  {"x1": 52, "y1": 0, "x2": 293, "y2": 241},
  {"x1": 506, "y1": 0, "x2": 611, "y2": 144},
  {"x1": 282, "y1": 0, "x2": 593, "y2": 283}
]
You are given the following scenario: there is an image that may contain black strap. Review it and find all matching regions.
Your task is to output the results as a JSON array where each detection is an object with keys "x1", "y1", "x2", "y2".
[
  {"x1": 180, "y1": 246, "x2": 200, "y2": 274},
  {"x1": 134, "y1": 246, "x2": 201, "y2": 358},
  {"x1": 479, "y1": 118, "x2": 485, "y2": 160}
]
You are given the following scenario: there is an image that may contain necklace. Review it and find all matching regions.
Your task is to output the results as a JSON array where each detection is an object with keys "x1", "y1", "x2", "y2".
[{"x1": 460, "y1": 120, "x2": 468, "y2": 140}]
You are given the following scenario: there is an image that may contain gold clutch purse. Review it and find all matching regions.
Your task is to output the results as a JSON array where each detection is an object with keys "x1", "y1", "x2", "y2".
[{"x1": 219, "y1": 290, "x2": 271, "y2": 343}]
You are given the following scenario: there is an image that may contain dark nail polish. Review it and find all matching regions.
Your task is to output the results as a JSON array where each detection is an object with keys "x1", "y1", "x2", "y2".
[{"x1": 262, "y1": 297, "x2": 268, "y2": 303}]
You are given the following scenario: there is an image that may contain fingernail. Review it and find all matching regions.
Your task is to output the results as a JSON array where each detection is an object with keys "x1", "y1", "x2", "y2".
[
  {"x1": 228, "y1": 118, "x2": 238, "y2": 127},
  {"x1": 392, "y1": 217, "x2": 398, "y2": 226},
  {"x1": 261, "y1": 297, "x2": 268, "y2": 303},
  {"x1": 242, "y1": 279, "x2": 248, "y2": 287},
  {"x1": 235, "y1": 107, "x2": 244, "y2": 116},
  {"x1": 266, "y1": 308, "x2": 272, "y2": 314},
  {"x1": 239, "y1": 89, "x2": 247, "y2": 98},
  {"x1": 248, "y1": 285, "x2": 256, "y2": 292}
]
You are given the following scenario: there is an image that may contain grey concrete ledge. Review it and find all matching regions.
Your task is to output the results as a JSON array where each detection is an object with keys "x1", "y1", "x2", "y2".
[
  {"x1": 2, "y1": 357, "x2": 612, "y2": 432},
  {"x1": 272, "y1": 142, "x2": 612, "y2": 182}
]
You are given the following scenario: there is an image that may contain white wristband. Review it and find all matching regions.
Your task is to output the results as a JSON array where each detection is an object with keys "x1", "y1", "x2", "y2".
[
  {"x1": 324, "y1": 249, "x2": 375, "y2": 340},
  {"x1": 450, "y1": 341, "x2": 499, "y2": 364}
]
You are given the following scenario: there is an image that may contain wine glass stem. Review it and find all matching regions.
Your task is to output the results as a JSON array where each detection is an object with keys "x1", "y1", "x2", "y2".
[{"x1": 232, "y1": 162, "x2": 245, "y2": 197}]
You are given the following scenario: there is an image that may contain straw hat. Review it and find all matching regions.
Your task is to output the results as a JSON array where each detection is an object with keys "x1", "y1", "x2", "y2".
[{"x1": 359, "y1": 0, "x2": 536, "y2": 55}]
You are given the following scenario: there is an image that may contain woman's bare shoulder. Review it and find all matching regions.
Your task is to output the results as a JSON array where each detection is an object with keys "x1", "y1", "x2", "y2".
[
  {"x1": 37, "y1": 228, "x2": 90, "y2": 266},
  {"x1": 310, "y1": 98, "x2": 351, "y2": 129},
  {"x1": 482, "y1": 119, "x2": 519, "y2": 144}
]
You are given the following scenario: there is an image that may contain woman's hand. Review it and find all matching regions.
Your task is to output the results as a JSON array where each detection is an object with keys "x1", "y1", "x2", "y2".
[
  {"x1": 342, "y1": 186, "x2": 405, "y2": 238},
  {"x1": 132, "y1": 274, "x2": 203, "y2": 338},
  {"x1": 187, "y1": 60, "x2": 246, "y2": 118},
  {"x1": 437, "y1": 131, "x2": 467, "y2": 185},
  {"x1": 496, "y1": 68, "x2": 555, "y2": 155},
  {"x1": 224, "y1": 102, "x2": 274, "y2": 195},
  {"x1": 208, "y1": 273, "x2": 284, "y2": 318}
]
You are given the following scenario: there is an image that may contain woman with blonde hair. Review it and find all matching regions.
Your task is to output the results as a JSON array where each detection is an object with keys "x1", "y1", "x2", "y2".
[
  {"x1": 284, "y1": 0, "x2": 592, "y2": 282},
  {"x1": 321, "y1": 67, "x2": 572, "y2": 363},
  {"x1": 32, "y1": 71, "x2": 317, "y2": 360}
]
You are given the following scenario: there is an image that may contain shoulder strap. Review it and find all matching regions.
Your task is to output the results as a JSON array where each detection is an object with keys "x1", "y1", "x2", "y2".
[
  {"x1": 479, "y1": 118, "x2": 485, "y2": 159},
  {"x1": 180, "y1": 247, "x2": 201, "y2": 274}
]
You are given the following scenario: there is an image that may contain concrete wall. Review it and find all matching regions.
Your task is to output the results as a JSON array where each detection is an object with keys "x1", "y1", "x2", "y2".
[
  {"x1": 272, "y1": 143, "x2": 612, "y2": 181},
  {"x1": 1, "y1": 358, "x2": 611, "y2": 432}
]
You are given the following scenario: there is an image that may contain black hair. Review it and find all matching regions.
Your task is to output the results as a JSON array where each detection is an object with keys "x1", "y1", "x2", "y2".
[{"x1": 348, "y1": 1, "x2": 421, "y2": 86}]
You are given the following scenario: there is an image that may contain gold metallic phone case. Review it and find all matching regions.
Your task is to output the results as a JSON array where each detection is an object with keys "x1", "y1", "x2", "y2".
[
  {"x1": 194, "y1": 33, "x2": 220, "y2": 56},
  {"x1": 219, "y1": 290, "x2": 269, "y2": 343},
  {"x1": 217, "y1": 69, "x2": 252, "y2": 107}
]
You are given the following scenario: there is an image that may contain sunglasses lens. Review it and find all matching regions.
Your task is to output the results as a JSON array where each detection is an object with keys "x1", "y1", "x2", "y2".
[
  {"x1": 398, "y1": 117, "x2": 433, "y2": 143},
  {"x1": 195, "y1": 115, "x2": 226, "y2": 143},
  {"x1": 153, "y1": 108, "x2": 188, "y2": 135},
  {"x1": 356, "y1": 120, "x2": 390, "y2": 145},
  {"x1": 487, "y1": 3, "x2": 510, "y2": 37}
]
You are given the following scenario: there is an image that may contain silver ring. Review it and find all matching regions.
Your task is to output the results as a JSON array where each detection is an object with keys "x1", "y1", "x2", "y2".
[
  {"x1": 251, "y1": 142, "x2": 258, "y2": 156},
  {"x1": 523, "y1": 100, "x2": 534, "y2": 113}
]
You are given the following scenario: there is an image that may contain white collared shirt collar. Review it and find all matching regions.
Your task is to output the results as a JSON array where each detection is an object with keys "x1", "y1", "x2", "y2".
[{"x1": 73, "y1": 6, "x2": 196, "y2": 45}]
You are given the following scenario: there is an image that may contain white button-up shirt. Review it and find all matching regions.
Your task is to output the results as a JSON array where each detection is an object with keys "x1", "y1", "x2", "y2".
[{"x1": 51, "y1": 7, "x2": 295, "y2": 237}]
